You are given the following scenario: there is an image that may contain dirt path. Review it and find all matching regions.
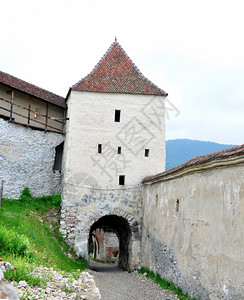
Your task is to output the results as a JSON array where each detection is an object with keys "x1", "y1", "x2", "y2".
[{"x1": 89, "y1": 261, "x2": 179, "y2": 300}]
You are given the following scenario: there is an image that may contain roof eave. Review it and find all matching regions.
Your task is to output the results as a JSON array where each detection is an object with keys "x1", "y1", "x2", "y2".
[
  {"x1": 0, "y1": 82, "x2": 65, "y2": 108},
  {"x1": 70, "y1": 88, "x2": 168, "y2": 97}
]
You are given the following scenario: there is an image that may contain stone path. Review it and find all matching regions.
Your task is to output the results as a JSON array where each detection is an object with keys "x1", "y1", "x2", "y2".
[{"x1": 89, "y1": 262, "x2": 179, "y2": 300}]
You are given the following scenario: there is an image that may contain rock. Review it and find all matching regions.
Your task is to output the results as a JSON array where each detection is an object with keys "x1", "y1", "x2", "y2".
[
  {"x1": 18, "y1": 280, "x2": 27, "y2": 288},
  {"x1": 0, "y1": 279, "x2": 19, "y2": 300},
  {"x1": 0, "y1": 269, "x2": 4, "y2": 281},
  {"x1": 169, "y1": 253, "x2": 174, "y2": 262}
]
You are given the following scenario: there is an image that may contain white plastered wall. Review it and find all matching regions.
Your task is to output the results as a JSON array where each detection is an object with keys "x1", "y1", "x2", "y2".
[{"x1": 63, "y1": 90, "x2": 166, "y2": 189}]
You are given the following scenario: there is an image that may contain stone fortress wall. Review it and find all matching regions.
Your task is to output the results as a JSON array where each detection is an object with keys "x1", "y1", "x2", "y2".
[
  {"x1": 0, "y1": 118, "x2": 64, "y2": 199},
  {"x1": 60, "y1": 185, "x2": 143, "y2": 269},
  {"x1": 142, "y1": 153, "x2": 244, "y2": 300}
]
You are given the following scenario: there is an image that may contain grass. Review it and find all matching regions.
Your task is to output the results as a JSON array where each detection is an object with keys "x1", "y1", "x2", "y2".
[
  {"x1": 0, "y1": 189, "x2": 87, "y2": 286},
  {"x1": 138, "y1": 267, "x2": 200, "y2": 300},
  {"x1": 92, "y1": 258, "x2": 115, "y2": 264},
  {"x1": 4, "y1": 262, "x2": 45, "y2": 287}
]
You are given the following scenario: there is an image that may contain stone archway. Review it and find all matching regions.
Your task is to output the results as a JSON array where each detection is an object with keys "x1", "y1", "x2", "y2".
[
  {"x1": 69, "y1": 208, "x2": 141, "y2": 269},
  {"x1": 89, "y1": 215, "x2": 132, "y2": 270},
  {"x1": 86, "y1": 210, "x2": 140, "y2": 270}
]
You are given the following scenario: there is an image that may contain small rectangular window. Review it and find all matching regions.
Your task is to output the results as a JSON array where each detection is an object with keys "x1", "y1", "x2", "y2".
[
  {"x1": 176, "y1": 199, "x2": 180, "y2": 213},
  {"x1": 145, "y1": 149, "x2": 149, "y2": 157},
  {"x1": 119, "y1": 175, "x2": 125, "y2": 185},
  {"x1": 115, "y1": 110, "x2": 121, "y2": 122},
  {"x1": 98, "y1": 144, "x2": 102, "y2": 153},
  {"x1": 118, "y1": 147, "x2": 121, "y2": 154}
]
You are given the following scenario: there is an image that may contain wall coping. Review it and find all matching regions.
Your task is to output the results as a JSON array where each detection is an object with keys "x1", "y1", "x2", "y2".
[{"x1": 143, "y1": 155, "x2": 244, "y2": 184}]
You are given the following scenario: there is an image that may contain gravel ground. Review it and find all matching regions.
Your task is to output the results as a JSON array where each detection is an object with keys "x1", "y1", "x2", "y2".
[{"x1": 89, "y1": 262, "x2": 179, "y2": 300}]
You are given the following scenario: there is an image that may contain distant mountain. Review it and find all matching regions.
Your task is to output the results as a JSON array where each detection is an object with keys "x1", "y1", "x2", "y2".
[{"x1": 166, "y1": 139, "x2": 236, "y2": 170}]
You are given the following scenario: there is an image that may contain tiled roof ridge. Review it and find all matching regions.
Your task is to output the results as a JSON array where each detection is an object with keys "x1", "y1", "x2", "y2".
[
  {"x1": 143, "y1": 144, "x2": 244, "y2": 183},
  {"x1": 0, "y1": 70, "x2": 66, "y2": 108},
  {"x1": 113, "y1": 42, "x2": 167, "y2": 95},
  {"x1": 72, "y1": 41, "x2": 117, "y2": 90},
  {"x1": 72, "y1": 41, "x2": 168, "y2": 96}
]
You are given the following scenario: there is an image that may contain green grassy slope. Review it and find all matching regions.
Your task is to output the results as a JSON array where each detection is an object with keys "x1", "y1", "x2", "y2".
[{"x1": 0, "y1": 194, "x2": 87, "y2": 286}]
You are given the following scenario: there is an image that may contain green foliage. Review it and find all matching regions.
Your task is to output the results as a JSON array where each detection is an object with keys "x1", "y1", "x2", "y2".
[
  {"x1": 0, "y1": 195, "x2": 87, "y2": 287},
  {"x1": 138, "y1": 267, "x2": 199, "y2": 300},
  {"x1": 35, "y1": 194, "x2": 61, "y2": 206},
  {"x1": 0, "y1": 224, "x2": 30, "y2": 257},
  {"x1": 4, "y1": 265, "x2": 45, "y2": 287},
  {"x1": 19, "y1": 187, "x2": 32, "y2": 202},
  {"x1": 19, "y1": 187, "x2": 61, "y2": 206}
]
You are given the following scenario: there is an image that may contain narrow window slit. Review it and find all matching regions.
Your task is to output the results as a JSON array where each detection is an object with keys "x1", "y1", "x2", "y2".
[
  {"x1": 118, "y1": 147, "x2": 121, "y2": 154},
  {"x1": 176, "y1": 199, "x2": 180, "y2": 213},
  {"x1": 98, "y1": 144, "x2": 102, "y2": 153},
  {"x1": 119, "y1": 175, "x2": 125, "y2": 185},
  {"x1": 115, "y1": 110, "x2": 121, "y2": 122},
  {"x1": 145, "y1": 149, "x2": 149, "y2": 157},
  {"x1": 155, "y1": 194, "x2": 159, "y2": 207}
]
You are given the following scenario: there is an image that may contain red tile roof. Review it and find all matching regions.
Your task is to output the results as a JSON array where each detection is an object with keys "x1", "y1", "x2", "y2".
[
  {"x1": 143, "y1": 144, "x2": 244, "y2": 183},
  {"x1": 72, "y1": 42, "x2": 168, "y2": 96},
  {"x1": 0, "y1": 71, "x2": 66, "y2": 108}
]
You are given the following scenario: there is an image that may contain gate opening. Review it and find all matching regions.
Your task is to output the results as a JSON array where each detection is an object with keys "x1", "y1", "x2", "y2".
[
  {"x1": 91, "y1": 229, "x2": 119, "y2": 262},
  {"x1": 88, "y1": 215, "x2": 132, "y2": 270}
]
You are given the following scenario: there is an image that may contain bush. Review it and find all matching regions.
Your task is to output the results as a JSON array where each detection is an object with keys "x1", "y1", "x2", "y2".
[
  {"x1": 19, "y1": 187, "x2": 61, "y2": 206},
  {"x1": 19, "y1": 187, "x2": 33, "y2": 202},
  {"x1": 41, "y1": 194, "x2": 61, "y2": 205},
  {"x1": 0, "y1": 224, "x2": 30, "y2": 256}
]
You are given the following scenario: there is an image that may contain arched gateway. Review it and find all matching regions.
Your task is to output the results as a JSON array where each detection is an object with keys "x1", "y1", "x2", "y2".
[
  {"x1": 88, "y1": 213, "x2": 139, "y2": 270},
  {"x1": 60, "y1": 40, "x2": 166, "y2": 270}
]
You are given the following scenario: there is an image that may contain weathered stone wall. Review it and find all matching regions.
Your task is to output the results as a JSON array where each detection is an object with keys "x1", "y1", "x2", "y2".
[
  {"x1": 0, "y1": 118, "x2": 64, "y2": 199},
  {"x1": 142, "y1": 160, "x2": 244, "y2": 300},
  {"x1": 60, "y1": 185, "x2": 142, "y2": 269}
]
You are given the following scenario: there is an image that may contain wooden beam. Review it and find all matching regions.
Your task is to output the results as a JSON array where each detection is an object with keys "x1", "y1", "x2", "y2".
[
  {"x1": 28, "y1": 96, "x2": 31, "y2": 125},
  {"x1": 0, "y1": 97, "x2": 62, "y2": 123},
  {"x1": 10, "y1": 90, "x2": 14, "y2": 121},
  {"x1": 45, "y1": 102, "x2": 48, "y2": 131},
  {"x1": 0, "y1": 104, "x2": 62, "y2": 132},
  {"x1": 62, "y1": 108, "x2": 66, "y2": 133}
]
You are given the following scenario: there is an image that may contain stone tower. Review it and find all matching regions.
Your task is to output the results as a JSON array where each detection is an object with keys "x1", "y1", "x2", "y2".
[{"x1": 61, "y1": 41, "x2": 167, "y2": 269}]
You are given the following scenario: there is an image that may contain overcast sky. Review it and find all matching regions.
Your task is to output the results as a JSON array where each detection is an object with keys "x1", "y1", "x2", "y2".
[{"x1": 1, "y1": 0, "x2": 243, "y2": 145}]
